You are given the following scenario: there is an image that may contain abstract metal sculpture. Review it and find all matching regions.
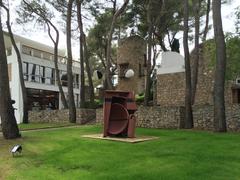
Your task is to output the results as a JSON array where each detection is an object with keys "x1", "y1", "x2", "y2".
[{"x1": 103, "y1": 90, "x2": 137, "y2": 138}]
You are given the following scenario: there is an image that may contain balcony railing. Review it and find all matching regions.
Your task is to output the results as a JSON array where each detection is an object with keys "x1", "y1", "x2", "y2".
[{"x1": 21, "y1": 45, "x2": 80, "y2": 67}]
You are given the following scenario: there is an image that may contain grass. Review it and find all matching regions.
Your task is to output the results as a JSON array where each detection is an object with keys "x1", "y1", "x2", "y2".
[
  {"x1": 18, "y1": 122, "x2": 76, "y2": 131},
  {"x1": 1, "y1": 125, "x2": 240, "y2": 180}
]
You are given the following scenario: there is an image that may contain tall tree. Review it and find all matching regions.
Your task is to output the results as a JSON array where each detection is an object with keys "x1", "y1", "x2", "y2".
[
  {"x1": 1, "y1": 2, "x2": 29, "y2": 123},
  {"x1": 76, "y1": 0, "x2": 95, "y2": 106},
  {"x1": 66, "y1": 0, "x2": 76, "y2": 123},
  {"x1": 0, "y1": 2, "x2": 21, "y2": 139},
  {"x1": 144, "y1": 0, "x2": 154, "y2": 106},
  {"x1": 20, "y1": 0, "x2": 69, "y2": 109},
  {"x1": 212, "y1": 0, "x2": 227, "y2": 132},
  {"x1": 76, "y1": 0, "x2": 85, "y2": 108},
  {"x1": 191, "y1": 0, "x2": 201, "y2": 105},
  {"x1": 183, "y1": 0, "x2": 193, "y2": 128},
  {"x1": 202, "y1": 0, "x2": 211, "y2": 41},
  {"x1": 105, "y1": 0, "x2": 129, "y2": 90}
]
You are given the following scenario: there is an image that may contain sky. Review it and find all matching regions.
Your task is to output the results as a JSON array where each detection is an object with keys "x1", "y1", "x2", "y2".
[{"x1": 2, "y1": 0, "x2": 240, "y2": 58}]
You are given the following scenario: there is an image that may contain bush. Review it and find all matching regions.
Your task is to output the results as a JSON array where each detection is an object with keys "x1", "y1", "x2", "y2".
[{"x1": 135, "y1": 93, "x2": 145, "y2": 104}]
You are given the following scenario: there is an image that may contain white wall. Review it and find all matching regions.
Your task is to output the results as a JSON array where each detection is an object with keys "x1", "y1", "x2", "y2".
[
  {"x1": 1, "y1": 40, "x2": 81, "y2": 124},
  {"x1": 157, "y1": 51, "x2": 185, "y2": 75}
]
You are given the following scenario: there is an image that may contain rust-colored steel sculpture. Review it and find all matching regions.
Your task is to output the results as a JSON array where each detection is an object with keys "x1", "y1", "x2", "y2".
[{"x1": 103, "y1": 90, "x2": 137, "y2": 138}]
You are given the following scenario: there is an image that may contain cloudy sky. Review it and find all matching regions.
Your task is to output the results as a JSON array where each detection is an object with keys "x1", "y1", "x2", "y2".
[{"x1": 3, "y1": 0, "x2": 240, "y2": 57}]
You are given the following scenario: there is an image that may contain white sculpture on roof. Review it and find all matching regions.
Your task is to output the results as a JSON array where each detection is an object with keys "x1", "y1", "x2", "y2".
[{"x1": 157, "y1": 51, "x2": 185, "y2": 75}]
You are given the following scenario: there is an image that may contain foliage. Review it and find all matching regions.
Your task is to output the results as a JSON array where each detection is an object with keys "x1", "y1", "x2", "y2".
[
  {"x1": 235, "y1": 6, "x2": 240, "y2": 35},
  {"x1": 2, "y1": 126, "x2": 240, "y2": 179},
  {"x1": 203, "y1": 35, "x2": 240, "y2": 80},
  {"x1": 135, "y1": 93, "x2": 145, "y2": 104},
  {"x1": 83, "y1": 99, "x2": 103, "y2": 109},
  {"x1": 94, "y1": 98, "x2": 104, "y2": 107}
]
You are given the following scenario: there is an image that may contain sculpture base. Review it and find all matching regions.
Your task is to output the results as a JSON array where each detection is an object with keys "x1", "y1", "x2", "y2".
[{"x1": 82, "y1": 134, "x2": 158, "y2": 143}]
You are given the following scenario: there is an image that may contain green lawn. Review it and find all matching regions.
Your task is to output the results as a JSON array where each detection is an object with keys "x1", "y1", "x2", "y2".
[
  {"x1": 18, "y1": 122, "x2": 76, "y2": 131},
  {"x1": 1, "y1": 125, "x2": 240, "y2": 180}
]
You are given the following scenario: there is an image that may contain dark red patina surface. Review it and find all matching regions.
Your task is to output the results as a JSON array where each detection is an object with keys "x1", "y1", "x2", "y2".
[{"x1": 103, "y1": 90, "x2": 137, "y2": 138}]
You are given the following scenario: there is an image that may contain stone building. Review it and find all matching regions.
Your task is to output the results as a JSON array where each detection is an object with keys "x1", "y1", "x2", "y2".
[
  {"x1": 116, "y1": 35, "x2": 146, "y2": 94},
  {"x1": 156, "y1": 46, "x2": 239, "y2": 107},
  {"x1": 156, "y1": 51, "x2": 186, "y2": 106}
]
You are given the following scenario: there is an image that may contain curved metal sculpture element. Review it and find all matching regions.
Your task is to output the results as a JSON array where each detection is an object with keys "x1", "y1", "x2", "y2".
[{"x1": 103, "y1": 90, "x2": 137, "y2": 138}]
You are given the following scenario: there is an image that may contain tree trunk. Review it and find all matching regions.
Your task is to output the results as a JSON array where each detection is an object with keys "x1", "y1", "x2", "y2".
[
  {"x1": 212, "y1": 0, "x2": 227, "y2": 132},
  {"x1": 183, "y1": 0, "x2": 193, "y2": 129},
  {"x1": 202, "y1": 0, "x2": 211, "y2": 42},
  {"x1": 0, "y1": 12, "x2": 21, "y2": 139},
  {"x1": 46, "y1": 23, "x2": 69, "y2": 109},
  {"x1": 83, "y1": 34, "x2": 95, "y2": 105},
  {"x1": 76, "y1": 0, "x2": 86, "y2": 108},
  {"x1": 106, "y1": 0, "x2": 129, "y2": 90},
  {"x1": 191, "y1": 0, "x2": 201, "y2": 105},
  {"x1": 144, "y1": 0, "x2": 156, "y2": 106},
  {"x1": 66, "y1": 0, "x2": 76, "y2": 123},
  {"x1": 76, "y1": 0, "x2": 95, "y2": 105},
  {"x1": 52, "y1": 30, "x2": 69, "y2": 109},
  {"x1": 1, "y1": 4, "x2": 29, "y2": 123},
  {"x1": 79, "y1": 36, "x2": 85, "y2": 108}
]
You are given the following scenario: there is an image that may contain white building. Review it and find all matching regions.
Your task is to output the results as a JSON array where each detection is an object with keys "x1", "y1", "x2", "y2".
[{"x1": 3, "y1": 32, "x2": 81, "y2": 124}]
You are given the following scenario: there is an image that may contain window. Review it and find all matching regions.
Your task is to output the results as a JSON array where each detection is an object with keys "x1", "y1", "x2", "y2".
[
  {"x1": 232, "y1": 89, "x2": 240, "y2": 104},
  {"x1": 119, "y1": 63, "x2": 129, "y2": 78},
  {"x1": 29, "y1": 64, "x2": 40, "y2": 82},
  {"x1": 60, "y1": 71, "x2": 68, "y2": 86},
  {"x1": 40, "y1": 66, "x2": 45, "y2": 83},
  {"x1": 43, "y1": 52, "x2": 52, "y2": 60},
  {"x1": 138, "y1": 64, "x2": 145, "y2": 77},
  {"x1": 74, "y1": 74, "x2": 79, "y2": 88},
  {"x1": 22, "y1": 45, "x2": 32, "y2": 55},
  {"x1": 23, "y1": 62, "x2": 28, "y2": 80},
  {"x1": 45, "y1": 67, "x2": 55, "y2": 85},
  {"x1": 33, "y1": 49, "x2": 42, "y2": 58}
]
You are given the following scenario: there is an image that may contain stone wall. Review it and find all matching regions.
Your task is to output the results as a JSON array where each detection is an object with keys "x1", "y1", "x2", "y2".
[
  {"x1": 96, "y1": 106, "x2": 184, "y2": 129},
  {"x1": 156, "y1": 43, "x2": 235, "y2": 107},
  {"x1": 157, "y1": 72, "x2": 185, "y2": 106},
  {"x1": 96, "y1": 105, "x2": 240, "y2": 132},
  {"x1": 193, "y1": 105, "x2": 240, "y2": 132},
  {"x1": 135, "y1": 106, "x2": 184, "y2": 129},
  {"x1": 117, "y1": 35, "x2": 146, "y2": 94},
  {"x1": 29, "y1": 108, "x2": 96, "y2": 124}
]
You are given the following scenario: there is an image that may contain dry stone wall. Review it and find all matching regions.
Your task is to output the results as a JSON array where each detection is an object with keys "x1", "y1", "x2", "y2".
[
  {"x1": 96, "y1": 105, "x2": 240, "y2": 132},
  {"x1": 29, "y1": 108, "x2": 96, "y2": 124},
  {"x1": 157, "y1": 72, "x2": 185, "y2": 106},
  {"x1": 193, "y1": 105, "x2": 240, "y2": 132},
  {"x1": 96, "y1": 106, "x2": 184, "y2": 129}
]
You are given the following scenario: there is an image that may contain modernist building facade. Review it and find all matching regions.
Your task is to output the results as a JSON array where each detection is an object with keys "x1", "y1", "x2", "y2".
[{"x1": 3, "y1": 32, "x2": 81, "y2": 124}]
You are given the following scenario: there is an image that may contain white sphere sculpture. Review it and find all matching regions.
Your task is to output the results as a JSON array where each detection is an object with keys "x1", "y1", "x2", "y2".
[{"x1": 125, "y1": 69, "x2": 135, "y2": 78}]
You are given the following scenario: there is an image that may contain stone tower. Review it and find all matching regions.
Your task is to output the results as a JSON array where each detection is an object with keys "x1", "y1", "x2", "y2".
[{"x1": 116, "y1": 35, "x2": 146, "y2": 95}]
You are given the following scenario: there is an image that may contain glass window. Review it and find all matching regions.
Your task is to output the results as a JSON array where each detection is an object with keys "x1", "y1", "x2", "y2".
[
  {"x1": 23, "y1": 62, "x2": 28, "y2": 80},
  {"x1": 45, "y1": 67, "x2": 55, "y2": 85},
  {"x1": 52, "y1": 69, "x2": 55, "y2": 85},
  {"x1": 29, "y1": 64, "x2": 40, "y2": 82},
  {"x1": 40, "y1": 66, "x2": 45, "y2": 83},
  {"x1": 33, "y1": 49, "x2": 42, "y2": 58},
  {"x1": 22, "y1": 45, "x2": 32, "y2": 55},
  {"x1": 60, "y1": 71, "x2": 68, "y2": 86},
  {"x1": 45, "y1": 67, "x2": 52, "y2": 84},
  {"x1": 43, "y1": 52, "x2": 52, "y2": 60},
  {"x1": 74, "y1": 74, "x2": 79, "y2": 88}
]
